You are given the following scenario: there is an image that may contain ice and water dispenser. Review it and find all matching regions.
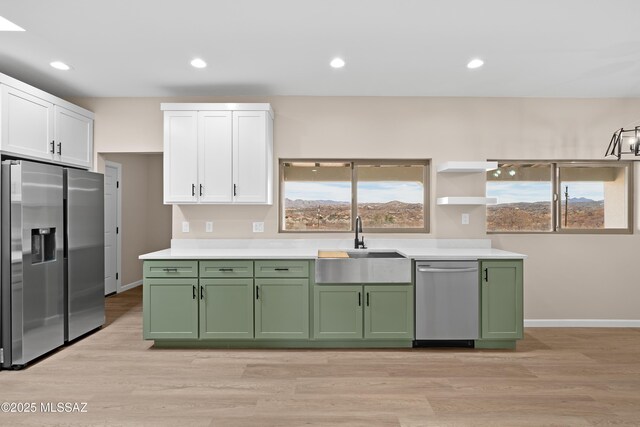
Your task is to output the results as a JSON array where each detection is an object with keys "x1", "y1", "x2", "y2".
[{"x1": 31, "y1": 227, "x2": 56, "y2": 264}]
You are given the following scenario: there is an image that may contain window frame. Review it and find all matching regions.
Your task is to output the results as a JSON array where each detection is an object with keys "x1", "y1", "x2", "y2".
[
  {"x1": 279, "y1": 159, "x2": 430, "y2": 234},
  {"x1": 486, "y1": 160, "x2": 634, "y2": 235}
]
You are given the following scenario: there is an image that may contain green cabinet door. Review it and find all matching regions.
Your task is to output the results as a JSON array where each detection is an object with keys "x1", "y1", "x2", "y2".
[
  {"x1": 199, "y1": 278, "x2": 254, "y2": 339},
  {"x1": 254, "y1": 278, "x2": 309, "y2": 339},
  {"x1": 480, "y1": 260, "x2": 523, "y2": 340},
  {"x1": 313, "y1": 285, "x2": 363, "y2": 340},
  {"x1": 143, "y1": 278, "x2": 199, "y2": 339},
  {"x1": 364, "y1": 285, "x2": 414, "y2": 340}
]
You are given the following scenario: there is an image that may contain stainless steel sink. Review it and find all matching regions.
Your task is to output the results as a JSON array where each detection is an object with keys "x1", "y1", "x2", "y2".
[
  {"x1": 315, "y1": 250, "x2": 411, "y2": 283},
  {"x1": 346, "y1": 251, "x2": 404, "y2": 259}
]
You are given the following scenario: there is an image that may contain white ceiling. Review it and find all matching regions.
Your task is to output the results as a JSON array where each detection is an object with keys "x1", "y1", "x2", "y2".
[{"x1": 1, "y1": 0, "x2": 640, "y2": 98}]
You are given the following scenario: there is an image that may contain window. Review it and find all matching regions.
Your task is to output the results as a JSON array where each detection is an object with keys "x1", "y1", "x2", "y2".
[
  {"x1": 280, "y1": 160, "x2": 429, "y2": 232},
  {"x1": 486, "y1": 163, "x2": 553, "y2": 232},
  {"x1": 486, "y1": 161, "x2": 633, "y2": 234}
]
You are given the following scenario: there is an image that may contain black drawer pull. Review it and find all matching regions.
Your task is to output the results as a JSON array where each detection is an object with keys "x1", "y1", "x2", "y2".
[
  {"x1": 218, "y1": 268, "x2": 234, "y2": 272},
  {"x1": 366, "y1": 292, "x2": 370, "y2": 307},
  {"x1": 163, "y1": 268, "x2": 178, "y2": 272},
  {"x1": 274, "y1": 268, "x2": 290, "y2": 271},
  {"x1": 256, "y1": 285, "x2": 260, "y2": 300},
  {"x1": 50, "y1": 141, "x2": 55, "y2": 154},
  {"x1": 484, "y1": 268, "x2": 489, "y2": 282},
  {"x1": 192, "y1": 184, "x2": 195, "y2": 196},
  {"x1": 358, "y1": 292, "x2": 361, "y2": 307},
  {"x1": 200, "y1": 285, "x2": 204, "y2": 300},
  {"x1": 192, "y1": 285, "x2": 196, "y2": 299},
  {"x1": 57, "y1": 142, "x2": 62, "y2": 155}
]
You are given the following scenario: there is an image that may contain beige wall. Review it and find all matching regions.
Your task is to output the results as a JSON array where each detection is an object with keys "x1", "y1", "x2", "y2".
[
  {"x1": 97, "y1": 153, "x2": 171, "y2": 286},
  {"x1": 72, "y1": 96, "x2": 640, "y2": 320}
]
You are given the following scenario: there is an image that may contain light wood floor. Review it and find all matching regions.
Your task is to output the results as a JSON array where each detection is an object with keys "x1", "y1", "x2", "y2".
[{"x1": 2, "y1": 287, "x2": 639, "y2": 426}]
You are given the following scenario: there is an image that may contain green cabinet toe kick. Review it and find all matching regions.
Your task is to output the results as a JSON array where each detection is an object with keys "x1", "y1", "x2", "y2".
[{"x1": 152, "y1": 340, "x2": 414, "y2": 349}]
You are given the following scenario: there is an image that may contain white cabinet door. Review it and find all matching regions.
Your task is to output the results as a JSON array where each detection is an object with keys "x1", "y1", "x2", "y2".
[
  {"x1": 54, "y1": 106, "x2": 93, "y2": 168},
  {"x1": 233, "y1": 111, "x2": 272, "y2": 204},
  {"x1": 198, "y1": 111, "x2": 233, "y2": 203},
  {"x1": 164, "y1": 111, "x2": 198, "y2": 203},
  {"x1": 0, "y1": 85, "x2": 54, "y2": 160}
]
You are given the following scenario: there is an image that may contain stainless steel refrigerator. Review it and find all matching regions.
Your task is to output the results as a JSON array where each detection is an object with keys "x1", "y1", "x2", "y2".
[{"x1": 1, "y1": 160, "x2": 104, "y2": 369}]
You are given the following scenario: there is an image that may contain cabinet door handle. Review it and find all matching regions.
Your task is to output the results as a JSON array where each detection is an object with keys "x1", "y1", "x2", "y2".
[
  {"x1": 274, "y1": 268, "x2": 289, "y2": 271},
  {"x1": 192, "y1": 285, "x2": 196, "y2": 300},
  {"x1": 358, "y1": 292, "x2": 361, "y2": 307},
  {"x1": 218, "y1": 268, "x2": 234, "y2": 272},
  {"x1": 57, "y1": 142, "x2": 62, "y2": 155},
  {"x1": 199, "y1": 184, "x2": 203, "y2": 196},
  {"x1": 192, "y1": 184, "x2": 195, "y2": 196},
  {"x1": 366, "y1": 292, "x2": 370, "y2": 307},
  {"x1": 233, "y1": 184, "x2": 237, "y2": 196},
  {"x1": 256, "y1": 285, "x2": 260, "y2": 300},
  {"x1": 50, "y1": 141, "x2": 55, "y2": 154},
  {"x1": 163, "y1": 268, "x2": 178, "y2": 272},
  {"x1": 200, "y1": 285, "x2": 204, "y2": 300},
  {"x1": 484, "y1": 268, "x2": 489, "y2": 282}
]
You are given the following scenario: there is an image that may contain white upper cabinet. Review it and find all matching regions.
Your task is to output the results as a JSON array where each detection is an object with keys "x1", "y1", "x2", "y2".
[
  {"x1": 162, "y1": 103, "x2": 273, "y2": 205},
  {"x1": 54, "y1": 106, "x2": 93, "y2": 169},
  {"x1": 164, "y1": 111, "x2": 199, "y2": 203},
  {"x1": 198, "y1": 111, "x2": 233, "y2": 203},
  {"x1": 1, "y1": 85, "x2": 55, "y2": 160},
  {"x1": 233, "y1": 111, "x2": 272, "y2": 204},
  {"x1": 0, "y1": 73, "x2": 94, "y2": 169}
]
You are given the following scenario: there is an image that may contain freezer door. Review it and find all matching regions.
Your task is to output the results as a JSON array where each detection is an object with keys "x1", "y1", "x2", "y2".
[
  {"x1": 65, "y1": 169, "x2": 105, "y2": 341},
  {"x1": 2, "y1": 161, "x2": 64, "y2": 367}
]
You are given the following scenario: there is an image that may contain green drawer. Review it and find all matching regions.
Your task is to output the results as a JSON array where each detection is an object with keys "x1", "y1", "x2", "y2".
[
  {"x1": 144, "y1": 261, "x2": 198, "y2": 278},
  {"x1": 200, "y1": 260, "x2": 254, "y2": 278},
  {"x1": 254, "y1": 260, "x2": 309, "y2": 278}
]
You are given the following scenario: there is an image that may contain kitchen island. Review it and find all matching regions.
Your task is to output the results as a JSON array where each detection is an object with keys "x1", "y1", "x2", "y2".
[{"x1": 140, "y1": 239, "x2": 525, "y2": 349}]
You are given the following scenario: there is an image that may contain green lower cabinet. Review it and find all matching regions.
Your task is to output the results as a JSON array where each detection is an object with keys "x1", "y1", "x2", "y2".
[
  {"x1": 313, "y1": 285, "x2": 363, "y2": 339},
  {"x1": 480, "y1": 260, "x2": 523, "y2": 340},
  {"x1": 313, "y1": 284, "x2": 414, "y2": 341},
  {"x1": 143, "y1": 278, "x2": 199, "y2": 340},
  {"x1": 254, "y1": 278, "x2": 309, "y2": 339},
  {"x1": 199, "y1": 278, "x2": 254, "y2": 339},
  {"x1": 364, "y1": 285, "x2": 414, "y2": 340}
]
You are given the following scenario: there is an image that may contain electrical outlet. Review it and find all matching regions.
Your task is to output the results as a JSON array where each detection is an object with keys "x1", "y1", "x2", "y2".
[
  {"x1": 182, "y1": 221, "x2": 190, "y2": 233},
  {"x1": 252, "y1": 222, "x2": 265, "y2": 233},
  {"x1": 205, "y1": 221, "x2": 213, "y2": 233},
  {"x1": 461, "y1": 213, "x2": 470, "y2": 225}
]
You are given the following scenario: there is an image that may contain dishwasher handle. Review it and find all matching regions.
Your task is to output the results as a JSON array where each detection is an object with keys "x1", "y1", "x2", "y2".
[{"x1": 417, "y1": 267, "x2": 478, "y2": 273}]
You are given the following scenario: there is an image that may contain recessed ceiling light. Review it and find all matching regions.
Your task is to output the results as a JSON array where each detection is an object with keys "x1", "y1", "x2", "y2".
[
  {"x1": 0, "y1": 15, "x2": 25, "y2": 31},
  {"x1": 467, "y1": 58, "x2": 484, "y2": 69},
  {"x1": 330, "y1": 57, "x2": 345, "y2": 69},
  {"x1": 50, "y1": 61, "x2": 71, "y2": 71},
  {"x1": 190, "y1": 58, "x2": 207, "y2": 69}
]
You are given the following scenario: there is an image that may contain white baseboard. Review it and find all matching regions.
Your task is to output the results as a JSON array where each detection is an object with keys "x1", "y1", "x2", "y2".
[
  {"x1": 525, "y1": 319, "x2": 640, "y2": 327},
  {"x1": 119, "y1": 279, "x2": 142, "y2": 293}
]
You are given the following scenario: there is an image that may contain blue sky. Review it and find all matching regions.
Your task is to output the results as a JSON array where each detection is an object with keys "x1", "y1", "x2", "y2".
[
  {"x1": 285, "y1": 181, "x2": 424, "y2": 203},
  {"x1": 487, "y1": 182, "x2": 604, "y2": 204}
]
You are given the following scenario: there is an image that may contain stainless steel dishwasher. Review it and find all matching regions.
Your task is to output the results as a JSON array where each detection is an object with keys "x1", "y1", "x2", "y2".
[{"x1": 415, "y1": 261, "x2": 479, "y2": 343}]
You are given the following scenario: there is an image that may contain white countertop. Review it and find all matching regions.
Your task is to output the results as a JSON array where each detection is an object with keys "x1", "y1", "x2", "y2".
[{"x1": 139, "y1": 239, "x2": 526, "y2": 260}]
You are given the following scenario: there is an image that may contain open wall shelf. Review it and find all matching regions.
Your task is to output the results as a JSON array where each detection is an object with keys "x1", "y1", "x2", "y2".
[
  {"x1": 436, "y1": 161, "x2": 498, "y2": 173},
  {"x1": 436, "y1": 197, "x2": 497, "y2": 205}
]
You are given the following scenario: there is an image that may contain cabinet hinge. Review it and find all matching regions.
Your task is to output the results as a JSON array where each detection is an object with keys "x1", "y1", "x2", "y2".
[{"x1": 116, "y1": 272, "x2": 119, "y2": 280}]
